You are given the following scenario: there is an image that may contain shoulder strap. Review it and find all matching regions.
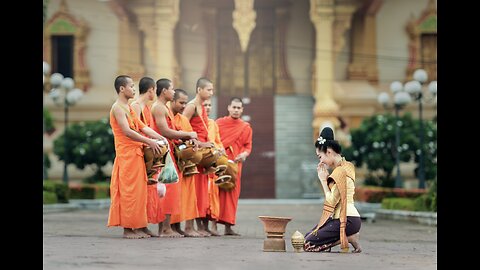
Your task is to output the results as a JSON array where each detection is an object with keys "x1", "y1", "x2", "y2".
[{"x1": 114, "y1": 103, "x2": 137, "y2": 130}]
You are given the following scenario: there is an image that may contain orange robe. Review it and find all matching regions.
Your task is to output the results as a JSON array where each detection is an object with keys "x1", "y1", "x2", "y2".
[
  {"x1": 216, "y1": 116, "x2": 252, "y2": 225},
  {"x1": 107, "y1": 104, "x2": 148, "y2": 229},
  {"x1": 206, "y1": 118, "x2": 223, "y2": 221},
  {"x1": 189, "y1": 105, "x2": 210, "y2": 218},
  {"x1": 137, "y1": 104, "x2": 165, "y2": 224},
  {"x1": 170, "y1": 113, "x2": 199, "y2": 224},
  {"x1": 149, "y1": 103, "x2": 182, "y2": 218}
]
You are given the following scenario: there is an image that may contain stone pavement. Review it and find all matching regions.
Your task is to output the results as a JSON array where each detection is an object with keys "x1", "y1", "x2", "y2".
[{"x1": 43, "y1": 200, "x2": 437, "y2": 270}]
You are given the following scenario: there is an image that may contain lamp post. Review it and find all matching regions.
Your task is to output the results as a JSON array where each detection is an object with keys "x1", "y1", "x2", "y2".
[
  {"x1": 378, "y1": 81, "x2": 411, "y2": 188},
  {"x1": 404, "y1": 69, "x2": 437, "y2": 189},
  {"x1": 46, "y1": 65, "x2": 84, "y2": 185}
]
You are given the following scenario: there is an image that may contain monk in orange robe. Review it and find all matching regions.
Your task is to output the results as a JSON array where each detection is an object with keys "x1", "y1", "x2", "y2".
[
  {"x1": 202, "y1": 98, "x2": 224, "y2": 236},
  {"x1": 131, "y1": 76, "x2": 168, "y2": 237},
  {"x1": 150, "y1": 78, "x2": 197, "y2": 237},
  {"x1": 216, "y1": 97, "x2": 253, "y2": 235},
  {"x1": 169, "y1": 89, "x2": 203, "y2": 237},
  {"x1": 182, "y1": 77, "x2": 215, "y2": 236},
  {"x1": 107, "y1": 75, "x2": 165, "y2": 239}
]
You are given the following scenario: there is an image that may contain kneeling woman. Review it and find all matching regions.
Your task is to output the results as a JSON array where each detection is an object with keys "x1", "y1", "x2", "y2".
[{"x1": 303, "y1": 127, "x2": 362, "y2": 253}]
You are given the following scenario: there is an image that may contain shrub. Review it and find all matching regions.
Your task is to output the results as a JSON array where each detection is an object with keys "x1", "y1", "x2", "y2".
[
  {"x1": 43, "y1": 181, "x2": 56, "y2": 193},
  {"x1": 427, "y1": 177, "x2": 437, "y2": 212},
  {"x1": 67, "y1": 182, "x2": 110, "y2": 199},
  {"x1": 69, "y1": 185, "x2": 96, "y2": 199},
  {"x1": 43, "y1": 180, "x2": 69, "y2": 203},
  {"x1": 94, "y1": 182, "x2": 110, "y2": 199},
  {"x1": 343, "y1": 113, "x2": 436, "y2": 187},
  {"x1": 53, "y1": 118, "x2": 114, "y2": 183},
  {"x1": 413, "y1": 194, "x2": 432, "y2": 212},
  {"x1": 43, "y1": 191, "x2": 58, "y2": 204},
  {"x1": 354, "y1": 186, "x2": 427, "y2": 203},
  {"x1": 381, "y1": 198, "x2": 416, "y2": 211}
]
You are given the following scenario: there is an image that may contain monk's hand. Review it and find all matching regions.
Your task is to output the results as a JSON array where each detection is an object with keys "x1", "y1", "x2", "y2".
[
  {"x1": 235, "y1": 152, "x2": 248, "y2": 162},
  {"x1": 189, "y1": 139, "x2": 199, "y2": 151},
  {"x1": 198, "y1": 141, "x2": 214, "y2": 148},
  {"x1": 158, "y1": 136, "x2": 168, "y2": 145},
  {"x1": 148, "y1": 138, "x2": 162, "y2": 155},
  {"x1": 188, "y1": 131, "x2": 198, "y2": 140},
  {"x1": 317, "y1": 162, "x2": 328, "y2": 182}
]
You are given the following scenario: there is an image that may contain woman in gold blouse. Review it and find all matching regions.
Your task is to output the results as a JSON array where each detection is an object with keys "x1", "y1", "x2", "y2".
[{"x1": 303, "y1": 127, "x2": 362, "y2": 253}]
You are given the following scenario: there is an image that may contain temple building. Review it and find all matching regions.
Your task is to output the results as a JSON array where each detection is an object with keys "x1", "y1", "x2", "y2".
[{"x1": 44, "y1": 0, "x2": 436, "y2": 198}]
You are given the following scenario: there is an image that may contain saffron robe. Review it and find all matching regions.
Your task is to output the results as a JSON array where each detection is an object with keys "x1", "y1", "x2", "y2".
[
  {"x1": 107, "y1": 104, "x2": 148, "y2": 229},
  {"x1": 188, "y1": 104, "x2": 210, "y2": 218},
  {"x1": 170, "y1": 113, "x2": 200, "y2": 224},
  {"x1": 149, "y1": 103, "x2": 182, "y2": 218},
  {"x1": 135, "y1": 103, "x2": 165, "y2": 224},
  {"x1": 206, "y1": 118, "x2": 223, "y2": 221},
  {"x1": 216, "y1": 116, "x2": 252, "y2": 225}
]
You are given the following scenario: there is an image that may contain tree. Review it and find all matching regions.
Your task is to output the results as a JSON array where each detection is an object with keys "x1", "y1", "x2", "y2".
[
  {"x1": 343, "y1": 112, "x2": 436, "y2": 187},
  {"x1": 53, "y1": 118, "x2": 115, "y2": 183}
]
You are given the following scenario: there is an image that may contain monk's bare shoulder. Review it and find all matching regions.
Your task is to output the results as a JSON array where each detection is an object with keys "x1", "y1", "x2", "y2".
[{"x1": 152, "y1": 102, "x2": 167, "y2": 117}]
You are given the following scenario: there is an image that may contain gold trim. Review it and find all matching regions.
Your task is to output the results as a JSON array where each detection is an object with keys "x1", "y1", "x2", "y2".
[
  {"x1": 232, "y1": 0, "x2": 257, "y2": 53},
  {"x1": 405, "y1": 0, "x2": 437, "y2": 81},
  {"x1": 43, "y1": 0, "x2": 91, "y2": 91}
]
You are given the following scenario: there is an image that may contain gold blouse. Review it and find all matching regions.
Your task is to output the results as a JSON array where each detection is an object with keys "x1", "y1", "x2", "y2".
[{"x1": 324, "y1": 177, "x2": 360, "y2": 218}]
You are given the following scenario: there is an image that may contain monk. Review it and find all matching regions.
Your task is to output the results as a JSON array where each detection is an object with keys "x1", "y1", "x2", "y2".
[
  {"x1": 182, "y1": 77, "x2": 215, "y2": 236},
  {"x1": 107, "y1": 75, "x2": 165, "y2": 239},
  {"x1": 216, "y1": 97, "x2": 252, "y2": 236},
  {"x1": 169, "y1": 89, "x2": 204, "y2": 237},
  {"x1": 202, "y1": 98, "x2": 224, "y2": 236},
  {"x1": 131, "y1": 76, "x2": 168, "y2": 237},
  {"x1": 150, "y1": 78, "x2": 197, "y2": 237}
]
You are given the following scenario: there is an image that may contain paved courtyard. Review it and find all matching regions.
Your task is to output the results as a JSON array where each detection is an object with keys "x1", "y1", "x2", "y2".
[{"x1": 43, "y1": 200, "x2": 437, "y2": 270}]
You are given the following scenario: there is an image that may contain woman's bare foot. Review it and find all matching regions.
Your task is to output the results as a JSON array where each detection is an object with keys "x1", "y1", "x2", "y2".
[
  {"x1": 133, "y1": 228, "x2": 151, "y2": 238},
  {"x1": 123, "y1": 228, "x2": 143, "y2": 239},
  {"x1": 348, "y1": 233, "x2": 362, "y2": 253},
  {"x1": 326, "y1": 233, "x2": 362, "y2": 252},
  {"x1": 141, "y1": 227, "x2": 158, "y2": 237}
]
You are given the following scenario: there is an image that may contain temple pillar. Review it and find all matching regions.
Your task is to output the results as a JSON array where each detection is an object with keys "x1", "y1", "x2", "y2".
[
  {"x1": 108, "y1": 0, "x2": 145, "y2": 81},
  {"x1": 310, "y1": 0, "x2": 339, "y2": 138},
  {"x1": 347, "y1": 0, "x2": 382, "y2": 84},
  {"x1": 274, "y1": 1, "x2": 294, "y2": 95},
  {"x1": 131, "y1": 0, "x2": 180, "y2": 85}
]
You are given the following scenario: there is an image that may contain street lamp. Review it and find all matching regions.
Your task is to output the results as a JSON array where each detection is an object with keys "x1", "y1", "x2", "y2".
[
  {"x1": 378, "y1": 81, "x2": 411, "y2": 188},
  {"x1": 44, "y1": 62, "x2": 84, "y2": 185},
  {"x1": 404, "y1": 69, "x2": 437, "y2": 189}
]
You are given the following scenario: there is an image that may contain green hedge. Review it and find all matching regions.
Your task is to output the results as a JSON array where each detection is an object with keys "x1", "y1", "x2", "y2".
[
  {"x1": 43, "y1": 180, "x2": 69, "y2": 203},
  {"x1": 382, "y1": 196, "x2": 435, "y2": 212},
  {"x1": 43, "y1": 181, "x2": 111, "y2": 203},
  {"x1": 94, "y1": 182, "x2": 110, "y2": 199},
  {"x1": 69, "y1": 186, "x2": 96, "y2": 199},
  {"x1": 381, "y1": 198, "x2": 416, "y2": 211},
  {"x1": 355, "y1": 186, "x2": 427, "y2": 203},
  {"x1": 68, "y1": 182, "x2": 110, "y2": 199},
  {"x1": 43, "y1": 191, "x2": 58, "y2": 204}
]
